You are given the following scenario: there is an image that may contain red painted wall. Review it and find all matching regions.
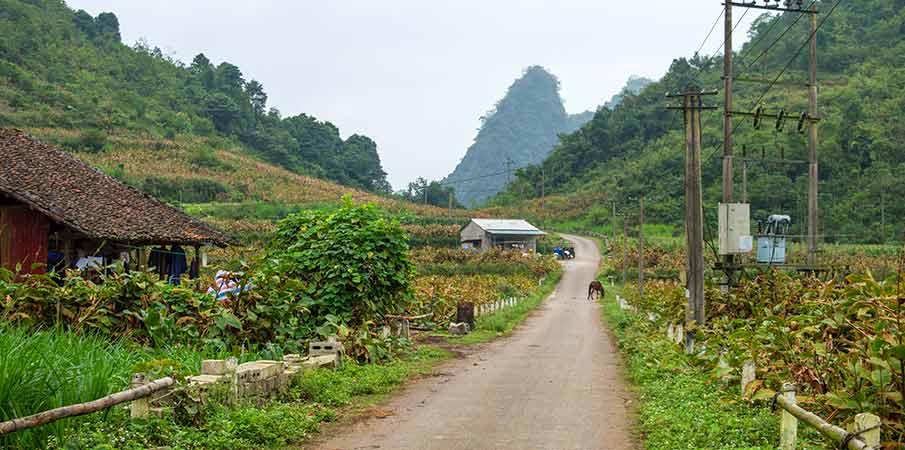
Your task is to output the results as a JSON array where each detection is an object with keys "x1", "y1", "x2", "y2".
[{"x1": 0, "y1": 206, "x2": 50, "y2": 274}]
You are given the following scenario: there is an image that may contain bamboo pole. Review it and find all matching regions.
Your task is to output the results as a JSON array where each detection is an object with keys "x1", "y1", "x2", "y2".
[
  {"x1": 0, "y1": 377, "x2": 174, "y2": 435},
  {"x1": 774, "y1": 395, "x2": 874, "y2": 450}
]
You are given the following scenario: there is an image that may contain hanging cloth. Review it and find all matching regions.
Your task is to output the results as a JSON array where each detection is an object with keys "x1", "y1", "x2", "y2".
[{"x1": 168, "y1": 245, "x2": 188, "y2": 285}]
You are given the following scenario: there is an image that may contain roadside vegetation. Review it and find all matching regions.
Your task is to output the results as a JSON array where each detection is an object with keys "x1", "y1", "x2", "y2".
[
  {"x1": 0, "y1": 198, "x2": 560, "y2": 449},
  {"x1": 596, "y1": 238, "x2": 905, "y2": 448}
]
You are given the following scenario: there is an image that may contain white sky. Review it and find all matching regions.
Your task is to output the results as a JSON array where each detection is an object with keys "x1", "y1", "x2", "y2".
[{"x1": 67, "y1": 1, "x2": 757, "y2": 190}]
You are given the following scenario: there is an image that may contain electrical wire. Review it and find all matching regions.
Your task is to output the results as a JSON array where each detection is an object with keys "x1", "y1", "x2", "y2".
[{"x1": 695, "y1": 9, "x2": 725, "y2": 57}]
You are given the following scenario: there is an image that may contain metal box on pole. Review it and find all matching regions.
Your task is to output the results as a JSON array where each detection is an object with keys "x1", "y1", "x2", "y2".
[{"x1": 718, "y1": 203, "x2": 752, "y2": 255}]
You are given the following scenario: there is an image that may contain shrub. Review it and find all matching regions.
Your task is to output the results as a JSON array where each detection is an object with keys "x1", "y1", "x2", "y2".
[{"x1": 260, "y1": 196, "x2": 415, "y2": 332}]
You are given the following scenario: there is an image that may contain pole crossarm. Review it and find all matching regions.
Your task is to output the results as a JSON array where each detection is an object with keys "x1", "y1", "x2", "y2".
[{"x1": 723, "y1": 2, "x2": 818, "y2": 14}]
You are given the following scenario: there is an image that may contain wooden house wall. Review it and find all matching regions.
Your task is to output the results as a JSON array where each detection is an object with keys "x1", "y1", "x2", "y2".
[{"x1": 0, "y1": 205, "x2": 51, "y2": 274}]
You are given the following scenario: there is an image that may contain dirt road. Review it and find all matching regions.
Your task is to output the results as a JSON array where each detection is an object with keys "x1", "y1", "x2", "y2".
[{"x1": 311, "y1": 234, "x2": 634, "y2": 450}]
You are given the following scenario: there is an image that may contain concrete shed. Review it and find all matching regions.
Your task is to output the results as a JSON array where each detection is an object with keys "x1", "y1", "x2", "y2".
[{"x1": 460, "y1": 218, "x2": 545, "y2": 252}]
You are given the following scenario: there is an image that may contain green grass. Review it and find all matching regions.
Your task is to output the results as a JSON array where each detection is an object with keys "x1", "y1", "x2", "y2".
[
  {"x1": 599, "y1": 291, "x2": 831, "y2": 450},
  {"x1": 0, "y1": 325, "x2": 280, "y2": 449},
  {"x1": 441, "y1": 271, "x2": 563, "y2": 345},
  {"x1": 51, "y1": 346, "x2": 451, "y2": 450}
]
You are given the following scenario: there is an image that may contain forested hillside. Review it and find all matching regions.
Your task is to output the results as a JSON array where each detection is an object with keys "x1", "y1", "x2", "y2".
[
  {"x1": 602, "y1": 75, "x2": 654, "y2": 109},
  {"x1": 495, "y1": 0, "x2": 905, "y2": 244},
  {"x1": 0, "y1": 0, "x2": 389, "y2": 192},
  {"x1": 443, "y1": 66, "x2": 593, "y2": 207}
]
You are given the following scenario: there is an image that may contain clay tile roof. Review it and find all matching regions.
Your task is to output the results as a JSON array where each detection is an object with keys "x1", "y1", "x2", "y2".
[{"x1": 0, "y1": 128, "x2": 231, "y2": 247}]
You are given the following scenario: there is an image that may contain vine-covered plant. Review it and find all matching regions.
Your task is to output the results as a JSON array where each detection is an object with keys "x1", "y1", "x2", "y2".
[{"x1": 260, "y1": 196, "x2": 415, "y2": 336}]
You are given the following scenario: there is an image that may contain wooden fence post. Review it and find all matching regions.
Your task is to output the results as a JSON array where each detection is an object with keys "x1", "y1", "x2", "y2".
[
  {"x1": 779, "y1": 383, "x2": 798, "y2": 450},
  {"x1": 673, "y1": 324, "x2": 684, "y2": 346},
  {"x1": 400, "y1": 318, "x2": 410, "y2": 339},
  {"x1": 129, "y1": 373, "x2": 149, "y2": 419},
  {"x1": 851, "y1": 413, "x2": 880, "y2": 448},
  {"x1": 741, "y1": 359, "x2": 756, "y2": 398},
  {"x1": 226, "y1": 357, "x2": 238, "y2": 405}
]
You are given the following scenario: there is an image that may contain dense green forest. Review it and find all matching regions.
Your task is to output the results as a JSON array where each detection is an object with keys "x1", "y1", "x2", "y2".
[
  {"x1": 495, "y1": 0, "x2": 905, "y2": 244},
  {"x1": 443, "y1": 66, "x2": 593, "y2": 207},
  {"x1": 0, "y1": 0, "x2": 390, "y2": 193},
  {"x1": 602, "y1": 75, "x2": 653, "y2": 110}
]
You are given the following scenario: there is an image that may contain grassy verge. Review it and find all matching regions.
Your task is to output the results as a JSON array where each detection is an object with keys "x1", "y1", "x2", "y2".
[
  {"x1": 53, "y1": 346, "x2": 452, "y2": 450},
  {"x1": 438, "y1": 270, "x2": 563, "y2": 345},
  {"x1": 600, "y1": 291, "x2": 831, "y2": 450}
]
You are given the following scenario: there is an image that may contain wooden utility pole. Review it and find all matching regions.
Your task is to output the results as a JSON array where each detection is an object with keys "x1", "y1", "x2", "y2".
[
  {"x1": 669, "y1": 86, "x2": 717, "y2": 333},
  {"x1": 722, "y1": 0, "x2": 734, "y2": 204},
  {"x1": 683, "y1": 88, "x2": 708, "y2": 327},
  {"x1": 638, "y1": 195, "x2": 645, "y2": 299},
  {"x1": 622, "y1": 220, "x2": 628, "y2": 286},
  {"x1": 806, "y1": 3, "x2": 819, "y2": 265},
  {"x1": 611, "y1": 201, "x2": 617, "y2": 247},
  {"x1": 741, "y1": 161, "x2": 748, "y2": 203},
  {"x1": 540, "y1": 166, "x2": 545, "y2": 230},
  {"x1": 721, "y1": 0, "x2": 738, "y2": 286}
]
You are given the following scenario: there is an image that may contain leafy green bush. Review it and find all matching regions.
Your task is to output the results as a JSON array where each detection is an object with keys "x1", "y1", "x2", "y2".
[{"x1": 260, "y1": 197, "x2": 415, "y2": 331}]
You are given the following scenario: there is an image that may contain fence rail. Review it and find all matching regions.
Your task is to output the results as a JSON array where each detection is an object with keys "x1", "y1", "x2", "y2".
[
  {"x1": 0, "y1": 377, "x2": 174, "y2": 435},
  {"x1": 613, "y1": 294, "x2": 884, "y2": 450}
]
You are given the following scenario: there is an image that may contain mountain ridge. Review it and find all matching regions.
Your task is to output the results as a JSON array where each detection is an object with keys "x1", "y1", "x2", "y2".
[{"x1": 442, "y1": 66, "x2": 593, "y2": 207}]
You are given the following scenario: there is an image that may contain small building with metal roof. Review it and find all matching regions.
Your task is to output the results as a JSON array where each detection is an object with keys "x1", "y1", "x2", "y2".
[{"x1": 460, "y1": 218, "x2": 545, "y2": 252}]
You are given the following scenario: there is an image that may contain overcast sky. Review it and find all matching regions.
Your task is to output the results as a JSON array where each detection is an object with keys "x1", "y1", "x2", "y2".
[{"x1": 68, "y1": 1, "x2": 758, "y2": 190}]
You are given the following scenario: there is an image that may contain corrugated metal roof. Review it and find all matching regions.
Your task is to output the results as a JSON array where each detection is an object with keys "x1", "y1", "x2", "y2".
[{"x1": 469, "y1": 219, "x2": 545, "y2": 235}]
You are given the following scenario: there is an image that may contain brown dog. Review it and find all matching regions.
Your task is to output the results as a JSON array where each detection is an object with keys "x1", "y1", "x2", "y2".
[{"x1": 588, "y1": 280, "x2": 604, "y2": 301}]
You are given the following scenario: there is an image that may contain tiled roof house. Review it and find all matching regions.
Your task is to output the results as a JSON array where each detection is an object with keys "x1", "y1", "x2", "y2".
[{"x1": 0, "y1": 128, "x2": 230, "y2": 273}]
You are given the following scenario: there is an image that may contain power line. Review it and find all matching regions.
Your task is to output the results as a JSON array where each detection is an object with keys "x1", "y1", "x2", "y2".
[
  {"x1": 737, "y1": 0, "x2": 818, "y2": 77},
  {"x1": 749, "y1": 0, "x2": 842, "y2": 112},
  {"x1": 707, "y1": 7, "x2": 750, "y2": 61},
  {"x1": 703, "y1": 0, "x2": 837, "y2": 165},
  {"x1": 695, "y1": 9, "x2": 725, "y2": 57}
]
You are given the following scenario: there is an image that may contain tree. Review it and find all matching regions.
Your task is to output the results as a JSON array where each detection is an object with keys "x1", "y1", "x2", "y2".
[
  {"x1": 94, "y1": 12, "x2": 121, "y2": 42},
  {"x1": 214, "y1": 62, "x2": 244, "y2": 93},
  {"x1": 203, "y1": 92, "x2": 240, "y2": 133},
  {"x1": 190, "y1": 53, "x2": 215, "y2": 90},
  {"x1": 245, "y1": 79, "x2": 267, "y2": 122}
]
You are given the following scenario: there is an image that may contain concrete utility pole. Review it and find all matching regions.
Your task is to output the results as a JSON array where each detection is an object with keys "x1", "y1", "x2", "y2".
[
  {"x1": 806, "y1": 3, "x2": 819, "y2": 265},
  {"x1": 448, "y1": 191, "x2": 453, "y2": 218},
  {"x1": 611, "y1": 201, "x2": 617, "y2": 248},
  {"x1": 638, "y1": 195, "x2": 645, "y2": 300}
]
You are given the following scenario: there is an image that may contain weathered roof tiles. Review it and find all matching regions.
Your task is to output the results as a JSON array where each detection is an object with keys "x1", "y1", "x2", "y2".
[{"x1": 0, "y1": 128, "x2": 231, "y2": 247}]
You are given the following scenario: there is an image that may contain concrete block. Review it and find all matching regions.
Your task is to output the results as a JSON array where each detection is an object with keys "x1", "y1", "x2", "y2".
[
  {"x1": 302, "y1": 354, "x2": 338, "y2": 369},
  {"x1": 201, "y1": 359, "x2": 228, "y2": 375},
  {"x1": 448, "y1": 322, "x2": 470, "y2": 335},
  {"x1": 674, "y1": 324, "x2": 684, "y2": 345},
  {"x1": 188, "y1": 374, "x2": 223, "y2": 385},
  {"x1": 309, "y1": 341, "x2": 341, "y2": 357}
]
